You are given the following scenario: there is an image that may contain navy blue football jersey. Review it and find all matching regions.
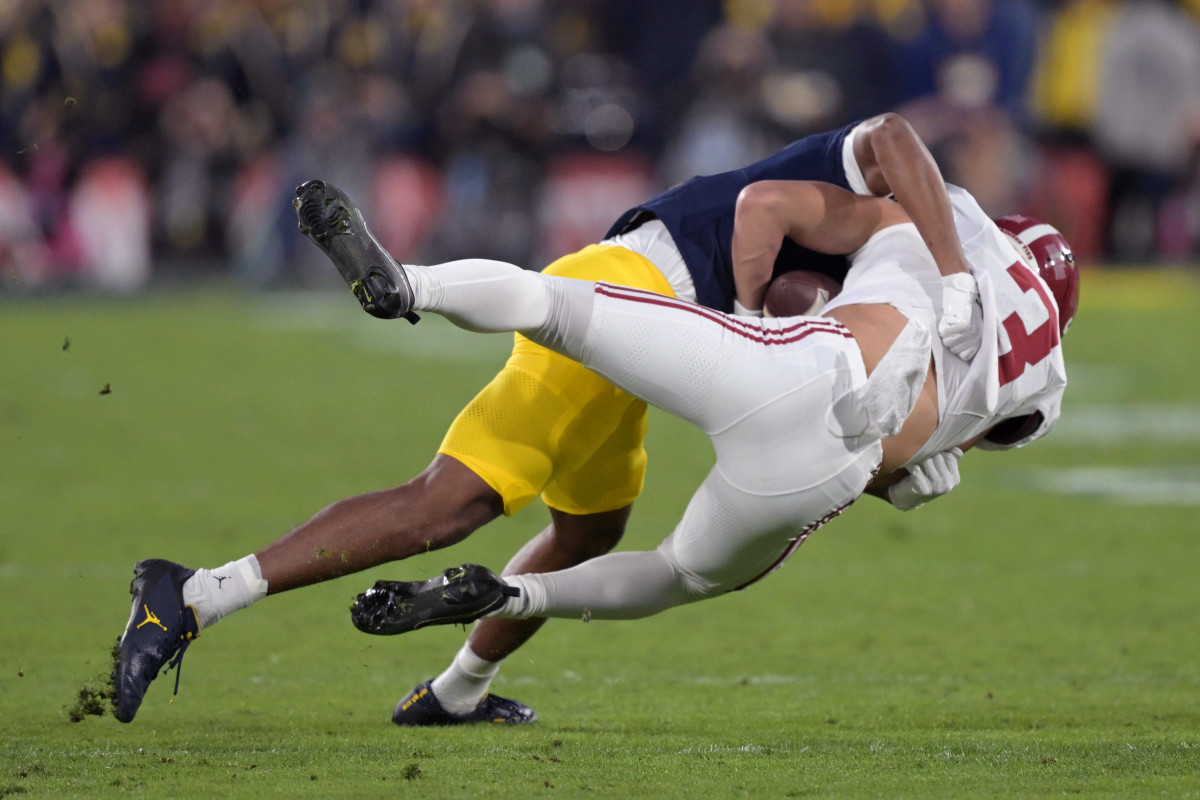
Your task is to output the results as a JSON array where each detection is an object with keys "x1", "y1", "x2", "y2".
[{"x1": 606, "y1": 123, "x2": 859, "y2": 312}]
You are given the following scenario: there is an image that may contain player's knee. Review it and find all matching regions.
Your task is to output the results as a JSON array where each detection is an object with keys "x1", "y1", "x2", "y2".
[
  {"x1": 654, "y1": 538, "x2": 724, "y2": 601},
  {"x1": 533, "y1": 276, "x2": 595, "y2": 359}
]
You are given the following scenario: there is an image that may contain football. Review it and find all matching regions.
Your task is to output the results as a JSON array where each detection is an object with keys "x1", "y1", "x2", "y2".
[{"x1": 763, "y1": 270, "x2": 843, "y2": 317}]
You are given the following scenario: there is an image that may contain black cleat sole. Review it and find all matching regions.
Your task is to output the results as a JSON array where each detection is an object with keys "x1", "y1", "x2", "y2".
[{"x1": 293, "y1": 180, "x2": 420, "y2": 323}]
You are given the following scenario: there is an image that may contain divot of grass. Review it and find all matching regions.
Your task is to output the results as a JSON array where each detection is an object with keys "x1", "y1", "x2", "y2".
[
  {"x1": 69, "y1": 640, "x2": 122, "y2": 722},
  {"x1": 68, "y1": 681, "x2": 113, "y2": 723}
]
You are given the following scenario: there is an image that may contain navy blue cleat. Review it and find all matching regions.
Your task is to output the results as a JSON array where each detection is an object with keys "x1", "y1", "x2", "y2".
[
  {"x1": 293, "y1": 179, "x2": 420, "y2": 323},
  {"x1": 350, "y1": 564, "x2": 519, "y2": 636},
  {"x1": 110, "y1": 559, "x2": 200, "y2": 723},
  {"x1": 392, "y1": 680, "x2": 537, "y2": 726}
]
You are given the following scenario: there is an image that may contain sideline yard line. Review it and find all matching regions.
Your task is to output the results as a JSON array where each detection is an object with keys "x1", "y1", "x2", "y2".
[
  {"x1": 1051, "y1": 404, "x2": 1200, "y2": 444},
  {"x1": 1027, "y1": 465, "x2": 1200, "y2": 506}
]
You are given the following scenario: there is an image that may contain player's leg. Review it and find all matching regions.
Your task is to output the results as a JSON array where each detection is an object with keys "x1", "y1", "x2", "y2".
[
  {"x1": 111, "y1": 455, "x2": 503, "y2": 723},
  {"x1": 253, "y1": 455, "x2": 502, "y2": 594},
  {"x1": 176, "y1": 455, "x2": 502, "y2": 626},
  {"x1": 498, "y1": 467, "x2": 810, "y2": 620}
]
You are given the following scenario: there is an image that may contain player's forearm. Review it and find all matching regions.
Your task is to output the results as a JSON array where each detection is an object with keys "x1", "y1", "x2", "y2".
[
  {"x1": 731, "y1": 185, "x2": 790, "y2": 310},
  {"x1": 859, "y1": 114, "x2": 969, "y2": 277},
  {"x1": 734, "y1": 182, "x2": 893, "y2": 305}
]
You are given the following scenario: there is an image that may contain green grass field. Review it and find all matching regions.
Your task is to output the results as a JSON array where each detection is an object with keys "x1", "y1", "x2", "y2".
[{"x1": 2, "y1": 270, "x2": 1198, "y2": 798}]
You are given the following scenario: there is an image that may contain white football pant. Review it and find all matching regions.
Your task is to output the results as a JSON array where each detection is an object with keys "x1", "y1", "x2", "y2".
[{"x1": 408, "y1": 259, "x2": 883, "y2": 618}]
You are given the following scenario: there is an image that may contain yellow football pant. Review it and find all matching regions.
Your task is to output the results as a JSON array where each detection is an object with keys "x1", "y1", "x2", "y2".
[{"x1": 438, "y1": 244, "x2": 674, "y2": 515}]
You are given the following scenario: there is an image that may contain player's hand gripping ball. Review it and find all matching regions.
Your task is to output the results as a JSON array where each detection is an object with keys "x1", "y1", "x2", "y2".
[{"x1": 763, "y1": 271, "x2": 843, "y2": 317}]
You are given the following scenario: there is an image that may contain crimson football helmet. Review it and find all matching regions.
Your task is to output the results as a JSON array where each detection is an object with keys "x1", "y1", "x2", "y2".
[{"x1": 993, "y1": 215, "x2": 1079, "y2": 336}]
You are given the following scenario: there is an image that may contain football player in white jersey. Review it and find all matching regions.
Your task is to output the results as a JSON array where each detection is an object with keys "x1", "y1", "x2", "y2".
[{"x1": 340, "y1": 174, "x2": 1078, "y2": 637}]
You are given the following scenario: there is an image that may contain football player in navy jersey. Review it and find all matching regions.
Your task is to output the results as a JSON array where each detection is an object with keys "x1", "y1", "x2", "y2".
[{"x1": 110, "y1": 114, "x2": 1032, "y2": 727}]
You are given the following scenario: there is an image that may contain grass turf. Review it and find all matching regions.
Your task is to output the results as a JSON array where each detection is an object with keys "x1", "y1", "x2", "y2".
[{"x1": 1, "y1": 271, "x2": 1198, "y2": 798}]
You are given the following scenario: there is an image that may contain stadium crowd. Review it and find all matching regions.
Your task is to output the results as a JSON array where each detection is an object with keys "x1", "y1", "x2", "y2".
[{"x1": 2, "y1": 0, "x2": 1199, "y2": 292}]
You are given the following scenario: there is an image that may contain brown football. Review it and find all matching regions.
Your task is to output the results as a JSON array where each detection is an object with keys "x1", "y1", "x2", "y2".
[{"x1": 763, "y1": 271, "x2": 843, "y2": 317}]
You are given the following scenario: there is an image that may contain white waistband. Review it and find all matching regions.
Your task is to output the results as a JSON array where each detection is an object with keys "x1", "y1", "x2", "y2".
[{"x1": 600, "y1": 219, "x2": 697, "y2": 304}]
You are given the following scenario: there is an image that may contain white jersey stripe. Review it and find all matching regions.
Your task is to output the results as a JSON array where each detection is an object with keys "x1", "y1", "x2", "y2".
[{"x1": 1015, "y1": 223, "x2": 1059, "y2": 247}]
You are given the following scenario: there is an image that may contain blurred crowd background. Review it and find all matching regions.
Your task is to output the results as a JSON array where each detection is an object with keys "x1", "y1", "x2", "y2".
[{"x1": 3, "y1": 0, "x2": 1200, "y2": 294}]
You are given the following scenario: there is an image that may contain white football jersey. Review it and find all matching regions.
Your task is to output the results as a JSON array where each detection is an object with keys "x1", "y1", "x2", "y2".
[
  {"x1": 823, "y1": 185, "x2": 1068, "y2": 463},
  {"x1": 921, "y1": 185, "x2": 1067, "y2": 459}
]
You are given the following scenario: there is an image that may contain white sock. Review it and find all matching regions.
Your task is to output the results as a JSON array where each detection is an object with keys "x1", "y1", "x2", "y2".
[
  {"x1": 429, "y1": 643, "x2": 503, "y2": 715},
  {"x1": 181, "y1": 555, "x2": 268, "y2": 630},
  {"x1": 407, "y1": 259, "x2": 551, "y2": 332},
  {"x1": 493, "y1": 574, "x2": 542, "y2": 618},
  {"x1": 490, "y1": 552, "x2": 699, "y2": 621}
]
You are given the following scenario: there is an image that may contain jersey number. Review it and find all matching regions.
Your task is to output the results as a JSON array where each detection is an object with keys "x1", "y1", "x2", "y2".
[{"x1": 997, "y1": 263, "x2": 1059, "y2": 386}]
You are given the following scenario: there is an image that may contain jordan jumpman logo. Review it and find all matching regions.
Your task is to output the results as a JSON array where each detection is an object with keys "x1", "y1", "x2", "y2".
[{"x1": 136, "y1": 604, "x2": 168, "y2": 631}]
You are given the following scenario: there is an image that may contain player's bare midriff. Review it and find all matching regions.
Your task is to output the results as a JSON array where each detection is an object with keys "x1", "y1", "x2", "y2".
[{"x1": 822, "y1": 302, "x2": 939, "y2": 475}]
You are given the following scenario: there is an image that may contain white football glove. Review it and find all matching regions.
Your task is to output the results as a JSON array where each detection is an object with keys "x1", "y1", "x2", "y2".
[
  {"x1": 939, "y1": 272, "x2": 983, "y2": 361},
  {"x1": 887, "y1": 447, "x2": 963, "y2": 511}
]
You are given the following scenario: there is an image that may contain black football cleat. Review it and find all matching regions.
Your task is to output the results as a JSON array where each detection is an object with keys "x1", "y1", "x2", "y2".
[
  {"x1": 110, "y1": 559, "x2": 200, "y2": 723},
  {"x1": 350, "y1": 564, "x2": 519, "y2": 636},
  {"x1": 293, "y1": 179, "x2": 420, "y2": 323},
  {"x1": 392, "y1": 680, "x2": 537, "y2": 726}
]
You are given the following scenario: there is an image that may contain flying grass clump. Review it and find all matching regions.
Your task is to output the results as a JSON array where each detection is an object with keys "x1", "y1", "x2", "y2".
[{"x1": 67, "y1": 641, "x2": 120, "y2": 722}]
